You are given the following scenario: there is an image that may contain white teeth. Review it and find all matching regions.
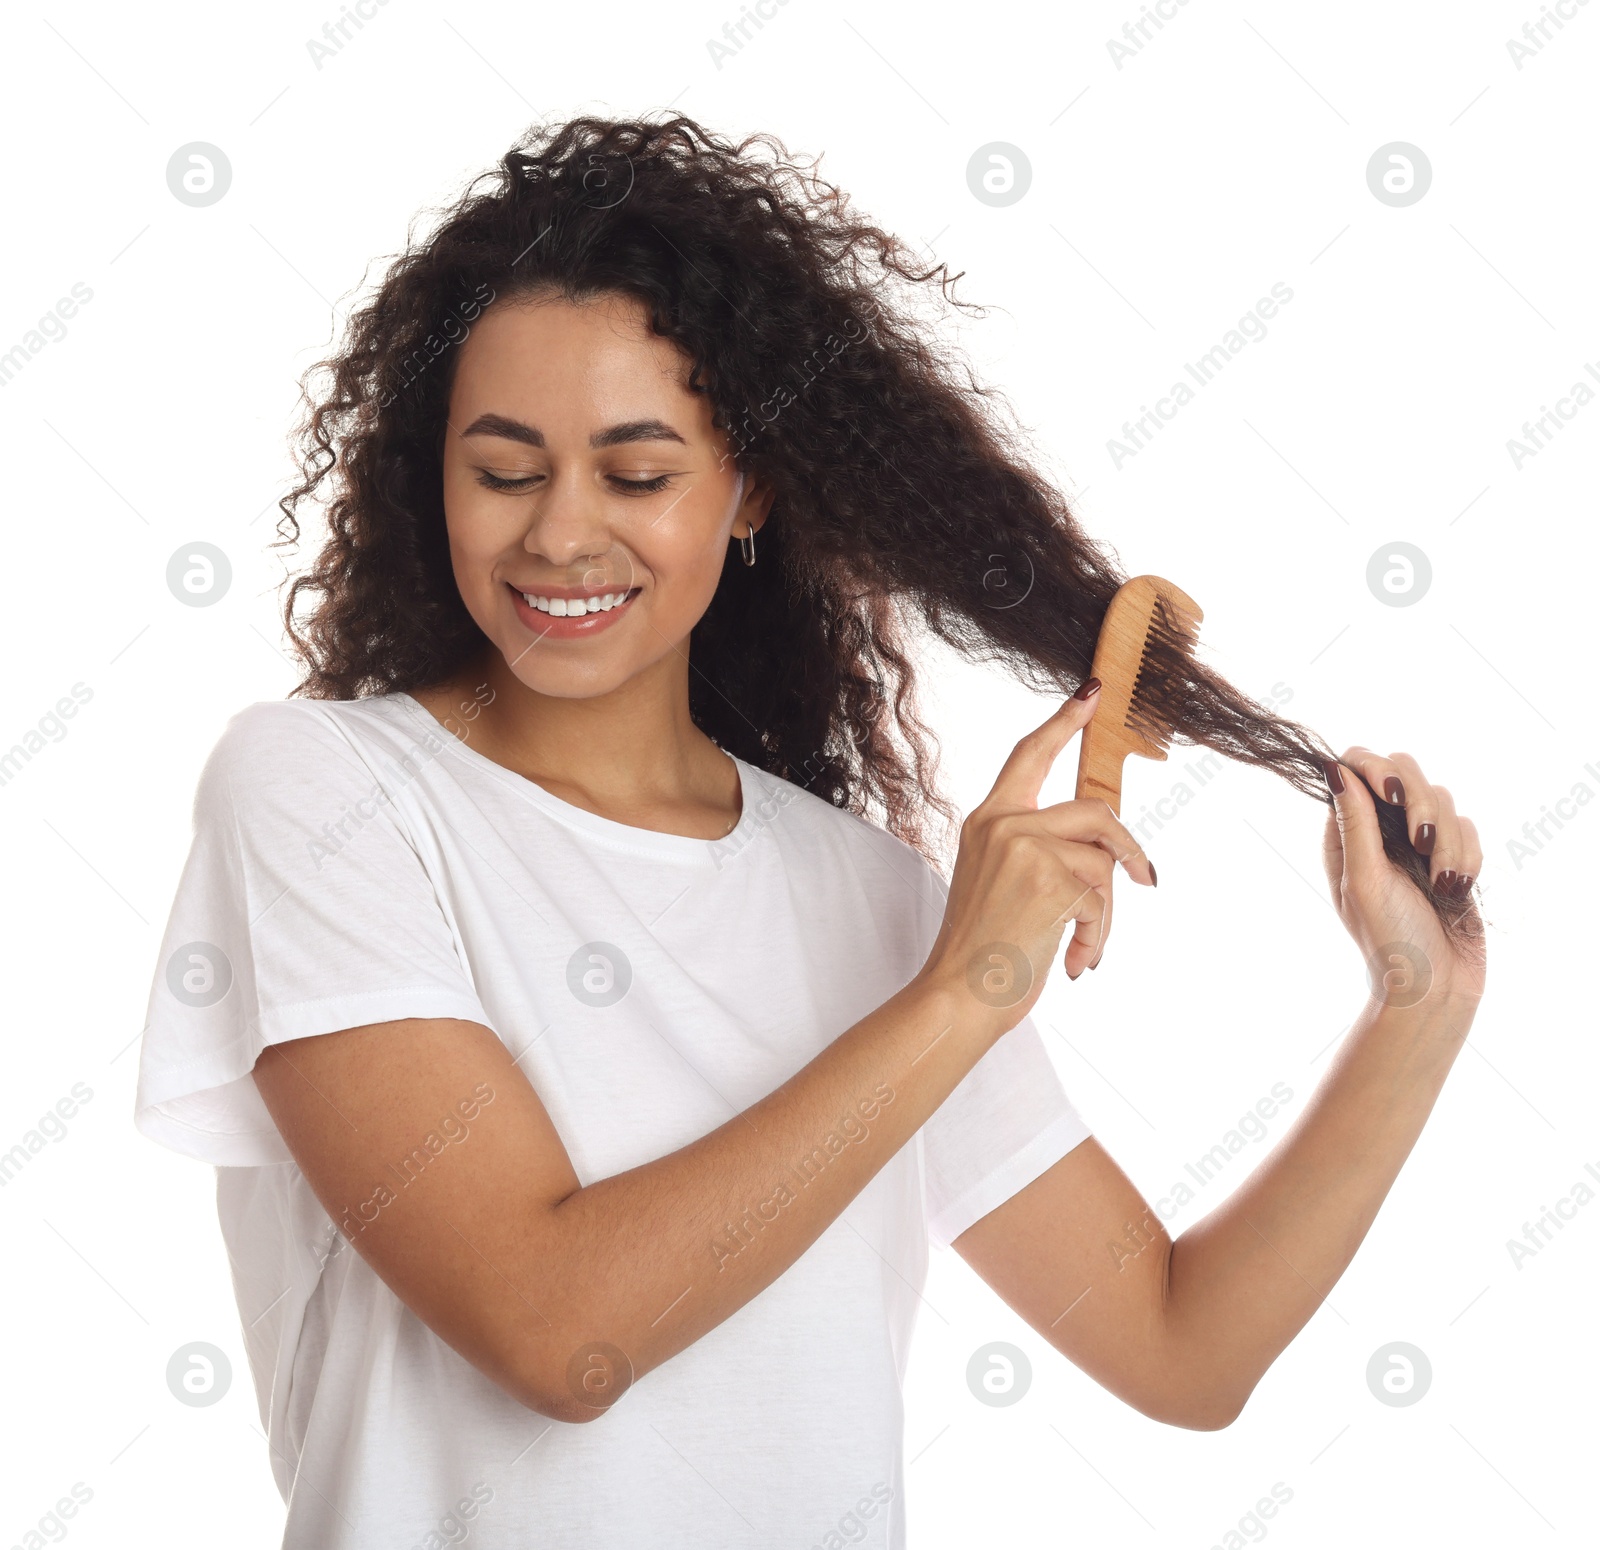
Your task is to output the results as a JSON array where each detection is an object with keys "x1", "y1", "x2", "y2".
[{"x1": 520, "y1": 590, "x2": 631, "y2": 616}]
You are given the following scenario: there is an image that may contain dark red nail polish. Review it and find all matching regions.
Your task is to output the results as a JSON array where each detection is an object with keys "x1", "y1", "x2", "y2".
[
  {"x1": 1458, "y1": 874, "x2": 1475, "y2": 898},
  {"x1": 1434, "y1": 869, "x2": 1458, "y2": 896},
  {"x1": 1148, "y1": 861, "x2": 1158, "y2": 888},
  {"x1": 1072, "y1": 676, "x2": 1102, "y2": 701},
  {"x1": 1415, "y1": 823, "x2": 1436, "y2": 856},
  {"x1": 1384, "y1": 776, "x2": 1406, "y2": 805},
  {"x1": 1321, "y1": 760, "x2": 1345, "y2": 796}
]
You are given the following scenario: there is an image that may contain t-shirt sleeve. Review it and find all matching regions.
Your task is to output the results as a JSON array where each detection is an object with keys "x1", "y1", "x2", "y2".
[
  {"x1": 912, "y1": 862, "x2": 1094, "y2": 1249},
  {"x1": 133, "y1": 699, "x2": 493, "y2": 1168}
]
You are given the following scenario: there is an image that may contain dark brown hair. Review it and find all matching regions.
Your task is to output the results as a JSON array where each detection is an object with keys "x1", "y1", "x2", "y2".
[{"x1": 274, "y1": 112, "x2": 1477, "y2": 944}]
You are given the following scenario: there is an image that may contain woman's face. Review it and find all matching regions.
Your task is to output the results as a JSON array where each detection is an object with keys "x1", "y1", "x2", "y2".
[{"x1": 440, "y1": 288, "x2": 772, "y2": 700}]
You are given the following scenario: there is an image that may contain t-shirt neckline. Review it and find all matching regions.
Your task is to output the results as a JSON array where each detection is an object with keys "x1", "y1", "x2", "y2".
[{"x1": 392, "y1": 690, "x2": 760, "y2": 863}]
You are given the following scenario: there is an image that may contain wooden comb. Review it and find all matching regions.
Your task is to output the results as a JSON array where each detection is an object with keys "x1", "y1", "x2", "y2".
[{"x1": 1074, "y1": 575, "x2": 1204, "y2": 816}]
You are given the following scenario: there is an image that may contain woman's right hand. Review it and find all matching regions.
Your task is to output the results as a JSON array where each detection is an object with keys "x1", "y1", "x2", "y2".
[{"x1": 915, "y1": 681, "x2": 1159, "y2": 1033}]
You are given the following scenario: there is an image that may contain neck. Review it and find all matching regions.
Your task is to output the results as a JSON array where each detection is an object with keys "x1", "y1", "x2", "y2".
[{"x1": 420, "y1": 644, "x2": 740, "y2": 835}]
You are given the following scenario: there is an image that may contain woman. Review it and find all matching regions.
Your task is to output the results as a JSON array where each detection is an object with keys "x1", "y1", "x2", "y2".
[{"x1": 134, "y1": 114, "x2": 1485, "y2": 1549}]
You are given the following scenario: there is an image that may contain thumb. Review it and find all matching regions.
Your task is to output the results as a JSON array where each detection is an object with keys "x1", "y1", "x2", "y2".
[
  {"x1": 1321, "y1": 805, "x2": 1343, "y2": 900},
  {"x1": 1322, "y1": 757, "x2": 1384, "y2": 888}
]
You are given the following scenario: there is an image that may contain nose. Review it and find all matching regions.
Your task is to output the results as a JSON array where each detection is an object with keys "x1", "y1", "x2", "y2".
[{"x1": 521, "y1": 466, "x2": 615, "y2": 578}]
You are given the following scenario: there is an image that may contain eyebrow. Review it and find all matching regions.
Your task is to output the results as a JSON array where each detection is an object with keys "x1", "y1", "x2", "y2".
[{"x1": 459, "y1": 413, "x2": 688, "y2": 449}]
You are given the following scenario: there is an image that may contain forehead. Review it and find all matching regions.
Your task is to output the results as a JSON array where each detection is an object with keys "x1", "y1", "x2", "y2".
[{"x1": 450, "y1": 291, "x2": 697, "y2": 417}]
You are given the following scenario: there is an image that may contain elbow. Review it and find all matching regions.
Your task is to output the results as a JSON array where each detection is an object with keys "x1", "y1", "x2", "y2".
[
  {"x1": 1136, "y1": 1327, "x2": 1252, "y2": 1430},
  {"x1": 503, "y1": 1345, "x2": 634, "y2": 1426},
  {"x1": 1173, "y1": 1401, "x2": 1244, "y2": 1432},
  {"x1": 523, "y1": 1389, "x2": 610, "y2": 1426},
  {"x1": 1138, "y1": 1398, "x2": 1243, "y2": 1432},
  {"x1": 1159, "y1": 1387, "x2": 1249, "y2": 1432},
  {"x1": 1133, "y1": 1377, "x2": 1249, "y2": 1432},
  {"x1": 508, "y1": 1377, "x2": 600, "y2": 1425}
]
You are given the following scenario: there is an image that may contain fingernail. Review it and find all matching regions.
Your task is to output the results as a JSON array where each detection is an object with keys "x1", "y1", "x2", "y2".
[
  {"x1": 1459, "y1": 874, "x2": 1475, "y2": 898},
  {"x1": 1088, "y1": 958, "x2": 1100, "y2": 971},
  {"x1": 1148, "y1": 861, "x2": 1158, "y2": 888},
  {"x1": 1415, "y1": 823, "x2": 1436, "y2": 856},
  {"x1": 1384, "y1": 776, "x2": 1406, "y2": 805},
  {"x1": 1434, "y1": 869, "x2": 1458, "y2": 897},
  {"x1": 1072, "y1": 676, "x2": 1102, "y2": 701},
  {"x1": 1321, "y1": 760, "x2": 1345, "y2": 796},
  {"x1": 1067, "y1": 967, "x2": 1082, "y2": 981}
]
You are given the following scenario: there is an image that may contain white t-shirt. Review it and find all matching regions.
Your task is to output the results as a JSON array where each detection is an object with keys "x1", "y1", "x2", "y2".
[{"x1": 134, "y1": 692, "x2": 1092, "y2": 1550}]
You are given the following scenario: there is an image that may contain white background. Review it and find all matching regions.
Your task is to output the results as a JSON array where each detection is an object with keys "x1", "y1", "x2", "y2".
[{"x1": 1, "y1": 1, "x2": 1595, "y2": 1546}]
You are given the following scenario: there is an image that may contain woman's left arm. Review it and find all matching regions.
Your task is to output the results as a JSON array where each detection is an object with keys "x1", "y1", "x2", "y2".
[{"x1": 951, "y1": 747, "x2": 1487, "y2": 1430}]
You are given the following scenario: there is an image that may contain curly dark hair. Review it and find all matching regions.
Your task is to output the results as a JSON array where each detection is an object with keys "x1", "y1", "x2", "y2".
[{"x1": 273, "y1": 111, "x2": 1478, "y2": 948}]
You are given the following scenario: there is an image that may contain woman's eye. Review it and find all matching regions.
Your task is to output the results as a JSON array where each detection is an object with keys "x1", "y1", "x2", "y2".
[
  {"x1": 474, "y1": 469, "x2": 538, "y2": 492},
  {"x1": 472, "y1": 469, "x2": 674, "y2": 495}
]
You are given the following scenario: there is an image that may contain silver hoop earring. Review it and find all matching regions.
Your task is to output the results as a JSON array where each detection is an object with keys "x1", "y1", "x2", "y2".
[{"x1": 738, "y1": 525, "x2": 757, "y2": 567}]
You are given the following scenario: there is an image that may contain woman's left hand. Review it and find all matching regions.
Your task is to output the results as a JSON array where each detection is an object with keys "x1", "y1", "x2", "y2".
[{"x1": 1321, "y1": 747, "x2": 1487, "y2": 1014}]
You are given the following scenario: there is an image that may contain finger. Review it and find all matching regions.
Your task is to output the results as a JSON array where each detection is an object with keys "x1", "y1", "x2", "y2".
[
  {"x1": 1426, "y1": 785, "x2": 1466, "y2": 898},
  {"x1": 1056, "y1": 872, "x2": 1109, "y2": 981},
  {"x1": 1385, "y1": 751, "x2": 1439, "y2": 859},
  {"x1": 1325, "y1": 754, "x2": 1385, "y2": 876},
  {"x1": 984, "y1": 822, "x2": 1117, "y2": 893},
  {"x1": 1026, "y1": 797, "x2": 1158, "y2": 887},
  {"x1": 1339, "y1": 745, "x2": 1410, "y2": 811},
  {"x1": 1456, "y1": 816, "x2": 1482, "y2": 899},
  {"x1": 1051, "y1": 838, "x2": 1117, "y2": 892},
  {"x1": 1089, "y1": 871, "x2": 1114, "y2": 970},
  {"x1": 1321, "y1": 803, "x2": 1344, "y2": 901},
  {"x1": 983, "y1": 681, "x2": 1102, "y2": 813}
]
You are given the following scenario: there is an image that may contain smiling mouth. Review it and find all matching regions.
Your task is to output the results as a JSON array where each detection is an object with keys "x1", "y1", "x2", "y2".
[
  {"x1": 511, "y1": 583, "x2": 640, "y2": 617},
  {"x1": 506, "y1": 580, "x2": 642, "y2": 634}
]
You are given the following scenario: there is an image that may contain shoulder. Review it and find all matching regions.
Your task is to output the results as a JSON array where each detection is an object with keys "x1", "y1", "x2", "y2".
[
  {"x1": 210, "y1": 693, "x2": 421, "y2": 755},
  {"x1": 194, "y1": 695, "x2": 428, "y2": 805}
]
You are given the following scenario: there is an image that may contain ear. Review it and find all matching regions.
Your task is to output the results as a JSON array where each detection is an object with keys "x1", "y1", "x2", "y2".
[{"x1": 740, "y1": 475, "x2": 776, "y2": 537}]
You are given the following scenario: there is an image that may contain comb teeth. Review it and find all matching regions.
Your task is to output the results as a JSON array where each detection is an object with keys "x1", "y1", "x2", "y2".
[{"x1": 1125, "y1": 594, "x2": 1201, "y2": 752}]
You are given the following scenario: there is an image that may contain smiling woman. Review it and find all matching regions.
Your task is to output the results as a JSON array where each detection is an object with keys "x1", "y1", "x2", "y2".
[
  {"x1": 443, "y1": 325, "x2": 758, "y2": 671},
  {"x1": 410, "y1": 285, "x2": 776, "y2": 827},
  {"x1": 133, "y1": 113, "x2": 1484, "y2": 1550}
]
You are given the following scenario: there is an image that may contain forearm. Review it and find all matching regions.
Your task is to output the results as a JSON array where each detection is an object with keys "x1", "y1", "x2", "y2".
[
  {"x1": 1160, "y1": 992, "x2": 1476, "y2": 1424},
  {"x1": 528, "y1": 972, "x2": 997, "y2": 1409}
]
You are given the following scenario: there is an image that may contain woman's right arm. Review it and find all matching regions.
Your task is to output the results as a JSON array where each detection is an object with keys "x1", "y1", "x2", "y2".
[{"x1": 251, "y1": 686, "x2": 1154, "y2": 1424}]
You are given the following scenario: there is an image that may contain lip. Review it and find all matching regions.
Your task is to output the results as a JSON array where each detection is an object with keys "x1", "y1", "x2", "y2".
[{"x1": 507, "y1": 580, "x2": 641, "y2": 639}]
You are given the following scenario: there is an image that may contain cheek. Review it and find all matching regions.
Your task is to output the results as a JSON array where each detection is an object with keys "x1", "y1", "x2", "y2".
[
  {"x1": 636, "y1": 511, "x2": 734, "y2": 620},
  {"x1": 643, "y1": 474, "x2": 746, "y2": 580},
  {"x1": 442, "y1": 482, "x2": 520, "y2": 573}
]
